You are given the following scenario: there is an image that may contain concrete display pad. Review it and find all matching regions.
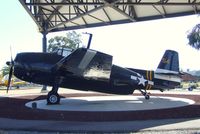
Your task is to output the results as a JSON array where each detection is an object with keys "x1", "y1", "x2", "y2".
[{"x1": 25, "y1": 95, "x2": 195, "y2": 112}]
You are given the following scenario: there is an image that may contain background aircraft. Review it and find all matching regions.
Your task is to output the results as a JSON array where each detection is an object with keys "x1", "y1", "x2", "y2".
[
  {"x1": 0, "y1": 74, "x2": 26, "y2": 89},
  {"x1": 6, "y1": 48, "x2": 181, "y2": 104}
]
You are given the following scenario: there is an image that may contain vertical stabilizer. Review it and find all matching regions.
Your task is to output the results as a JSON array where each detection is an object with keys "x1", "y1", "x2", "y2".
[{"x1": 155, "y1": 50, "x2": 179, "y2": 74}]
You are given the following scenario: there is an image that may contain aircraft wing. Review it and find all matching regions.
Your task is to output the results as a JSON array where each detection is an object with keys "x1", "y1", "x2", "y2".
[{"x1": 52, "y1": 48, "x2": 113, "y2": 81}]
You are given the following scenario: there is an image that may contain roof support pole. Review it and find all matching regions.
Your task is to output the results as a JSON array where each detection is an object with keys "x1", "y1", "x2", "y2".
[
  {"x1": 41, "y1": 31, "x2": 48, "y2": 92},
  {"x1": 42, "y1": 32, "x2": 47, "y2": 53},
  {"x1": 41, "y1": 22, "x2": 48, "y2": 92},
  {"x1": 42, "y1": 21, "x2": 48, "y2": 53}
]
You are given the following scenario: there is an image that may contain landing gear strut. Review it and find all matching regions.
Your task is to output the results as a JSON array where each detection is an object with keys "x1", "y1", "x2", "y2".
[
  {"x1": 47, "y1": 77, "x2": 63, "y2": 105},
  {"x1": 139, "y1": 89, "x2": 150, "y2": 100}
]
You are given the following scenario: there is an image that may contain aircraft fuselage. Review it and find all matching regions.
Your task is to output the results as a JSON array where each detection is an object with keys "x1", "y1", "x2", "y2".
[
  {"x1": 13, "y1": 51, "x2": 180, "y2": 95},
  {"x1": 9, "y1": 48, "x2": 181, "y2": 104}
]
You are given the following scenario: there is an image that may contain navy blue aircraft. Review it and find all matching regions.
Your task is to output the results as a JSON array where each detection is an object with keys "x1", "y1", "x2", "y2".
[{"x1": 6, "y1": 48, "x2": 181, "y2": 104}]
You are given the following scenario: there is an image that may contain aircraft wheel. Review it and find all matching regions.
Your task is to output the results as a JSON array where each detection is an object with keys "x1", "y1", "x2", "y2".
[
  {"x1": 145, "y1": 94, "x2": 150, "y2": 100},
  {"x1": 47, "y1": 91, "x2": 60, "y2": 105}
]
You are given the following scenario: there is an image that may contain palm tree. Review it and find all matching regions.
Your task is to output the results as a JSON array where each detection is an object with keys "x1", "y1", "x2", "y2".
[{"x1": 187, "y1": 24, "x2": 200, "y2": 50}]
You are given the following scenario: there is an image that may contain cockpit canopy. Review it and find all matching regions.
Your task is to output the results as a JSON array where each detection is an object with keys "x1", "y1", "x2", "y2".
[{"x1": 52, "y1": 48, "x2": 73, "y2": 57}]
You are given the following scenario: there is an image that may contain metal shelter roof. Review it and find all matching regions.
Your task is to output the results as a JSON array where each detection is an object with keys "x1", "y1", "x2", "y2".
[{"x1": 19, "y1": 0, "x2": 200, "y2": 33}]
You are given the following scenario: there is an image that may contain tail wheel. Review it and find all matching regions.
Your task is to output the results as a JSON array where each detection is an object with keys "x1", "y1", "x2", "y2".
[
  {"x1": 139, "y1": 89, "x2": 151, "y2": 100},
  {"x1": 145, "y1": 94, "x2": 150, "y2": 100},
  {"x1": 47, "y1": 91, "x2": 60, "y2": 105}
]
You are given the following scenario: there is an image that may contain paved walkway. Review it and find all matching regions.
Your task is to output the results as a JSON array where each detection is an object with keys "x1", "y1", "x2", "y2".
[
  {"x1": 0, "y1": 117, "x2": 200, "y2": 133},
  {"x1": 0, "y1": 88, "x2": 200, "y2": 133}
]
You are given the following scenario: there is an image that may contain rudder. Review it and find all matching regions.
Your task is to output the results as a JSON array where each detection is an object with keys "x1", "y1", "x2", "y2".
[{"x1": 155, "y1": 50, "x2": 179, "y2": 74}]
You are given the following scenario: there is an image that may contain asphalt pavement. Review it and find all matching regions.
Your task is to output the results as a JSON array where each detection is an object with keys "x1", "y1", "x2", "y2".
[{"x1": 0, "y1": 117, "x2": 200, "y2": 133}]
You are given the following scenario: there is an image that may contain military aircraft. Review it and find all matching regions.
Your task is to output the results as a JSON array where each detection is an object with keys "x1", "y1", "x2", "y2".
[
  {"x1": 0, "y1": 74, "x2": 26, "y2": 88},
  {"x1": 6, "y1": 48, "x2": 181, "y2": 104}
]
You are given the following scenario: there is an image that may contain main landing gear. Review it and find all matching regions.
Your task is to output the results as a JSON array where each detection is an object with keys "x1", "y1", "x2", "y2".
[
  {"x1": 47, "y1": 87, "x2": 60, "y2": 105},
  {"x1": 47, "y1": 77, "x2": 63, "y2": 105},
  {"x1": 139, "y1": 89, "x2": 150, "y2": 100}
]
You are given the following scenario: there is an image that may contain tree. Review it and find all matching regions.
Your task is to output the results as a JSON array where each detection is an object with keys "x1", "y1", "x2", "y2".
[
  {"x1": 0, "y1": 66, "x2": 10, "y2": 77},
  {"x1": 47, "y1": 31, "x2": 82, "y2": 53},
  {"x1": 187, "y1": 24, "x2": 200, "y2": 50}
]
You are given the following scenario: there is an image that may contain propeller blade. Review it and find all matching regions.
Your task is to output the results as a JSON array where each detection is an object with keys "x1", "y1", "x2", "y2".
[
  {"x1": 6, "y1": 65, "x2": 13, "y2": 93},
  {"x1": 10, "y1": 46, "x2": 13, "y2": 63},
  {"x1": 6, "y1": 46, "x2": 15, "y2": 93},
  {"x1": 6, "y1": 46, "x2": 14, "y2": 93}
]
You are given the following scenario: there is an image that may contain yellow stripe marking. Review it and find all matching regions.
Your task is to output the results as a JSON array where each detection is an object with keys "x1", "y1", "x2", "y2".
[
  {"x1": 146, "y1": 70, "x2": 153, "y2": 90},
  {"x1": 145, "y1": 84, "x2": 148, "y2": 90},
  {"x1": 150, "y1": 71, "x2": 152, "y2": 80},
  {"x1": 145, "y1": 71, "x2": 148, "y2": 90},
  {"x1": 149, "y1": 71, "x2": 153, "y2": 90},
  {"x1": 148, "y1": 84, "x2": 152, "y2": 90}
]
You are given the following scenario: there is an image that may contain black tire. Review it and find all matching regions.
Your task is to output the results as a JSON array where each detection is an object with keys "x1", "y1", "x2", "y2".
[
  {"x1": 145, "y1": 94, "x2": 150, "y2": 100},
  {"x1": 47, "y1": 91, "x2": 60, "y2": 105}
]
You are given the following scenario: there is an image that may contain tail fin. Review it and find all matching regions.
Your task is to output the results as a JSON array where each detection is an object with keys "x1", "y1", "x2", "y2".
[{"x1": 155, "y1": 50, "x2": 179, "y2": 75}]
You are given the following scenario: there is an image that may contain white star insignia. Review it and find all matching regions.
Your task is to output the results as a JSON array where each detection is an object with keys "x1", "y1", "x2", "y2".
[{"x1": 137, "y1": 76, "x2": 147, "y2": 86}]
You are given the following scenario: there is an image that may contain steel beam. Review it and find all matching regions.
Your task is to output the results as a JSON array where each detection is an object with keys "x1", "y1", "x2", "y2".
[
  {"x1": 24, "y1": 1, "x2": 200, "y2": 6},
  {"x1": 19, "y1": 0, "x2": 200, "y2": 33}
]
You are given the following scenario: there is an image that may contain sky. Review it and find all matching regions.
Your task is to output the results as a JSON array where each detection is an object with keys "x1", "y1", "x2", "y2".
[{"x1": 0, "y1": 1, "x2": 200, "y2": 71}]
